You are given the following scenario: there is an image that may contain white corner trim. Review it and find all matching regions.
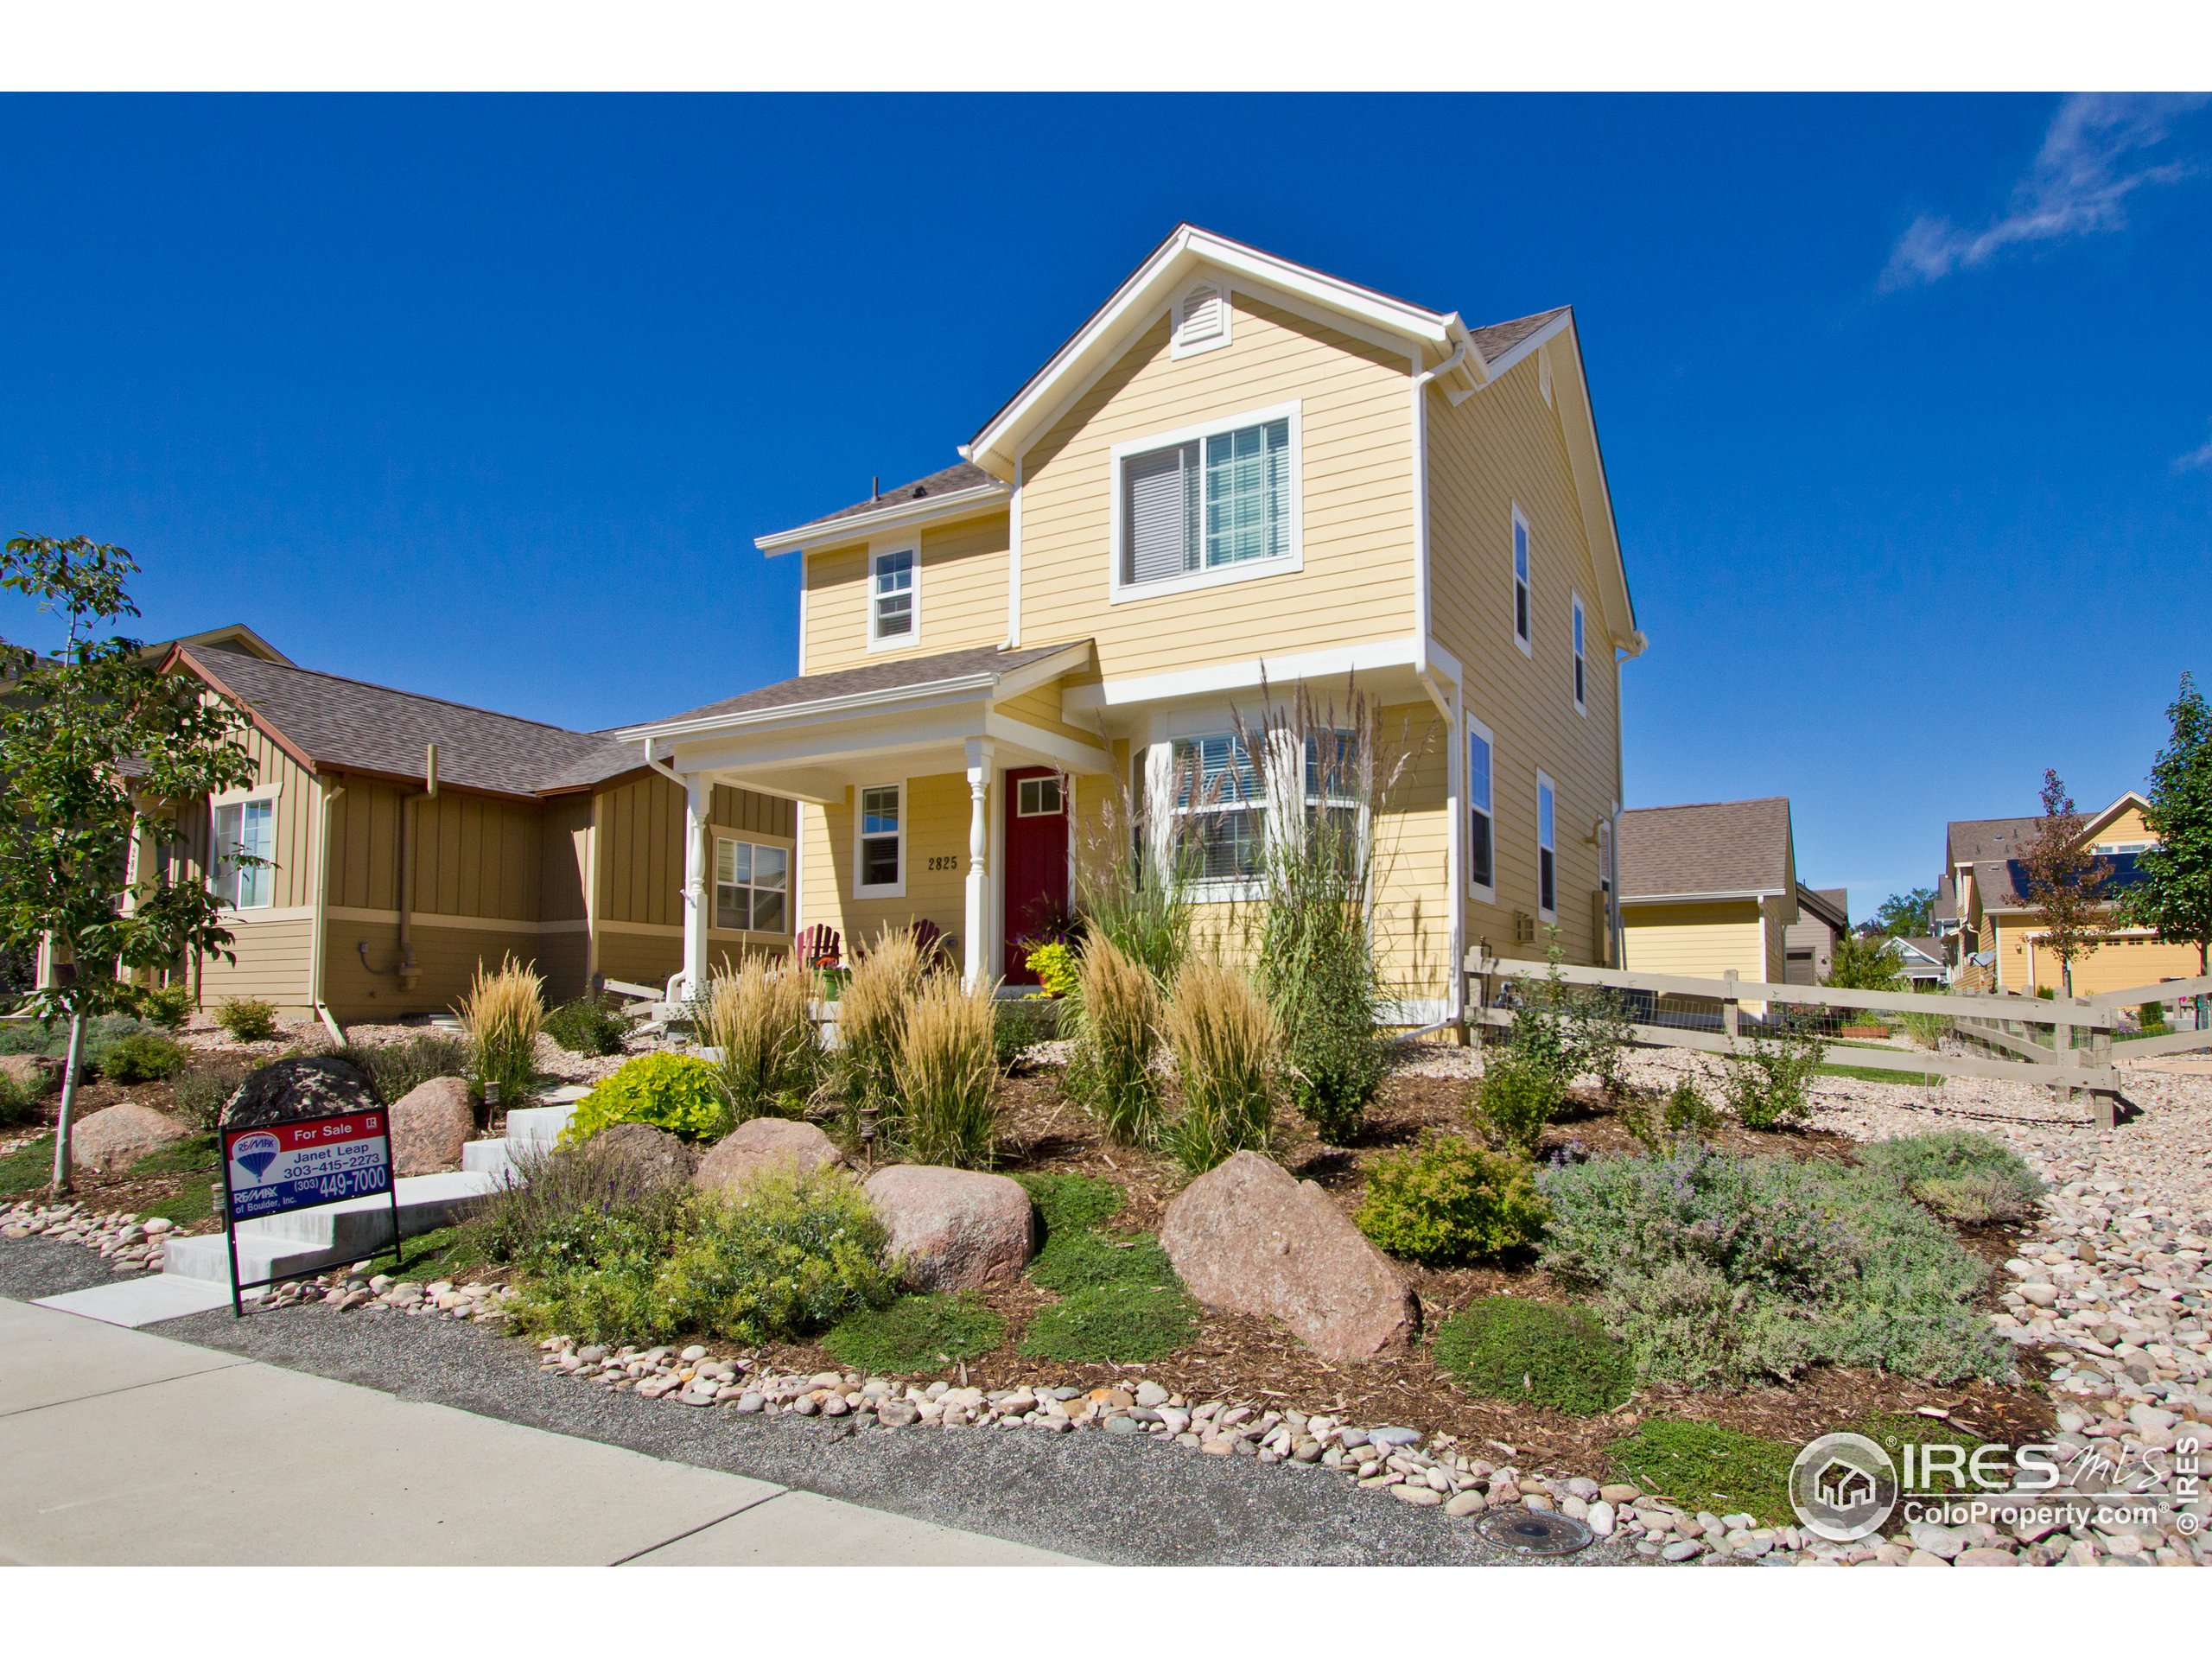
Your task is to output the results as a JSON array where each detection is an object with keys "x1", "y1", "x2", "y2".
[{"x1": 1005, "y1": 454, "x2": 1023, "y2": 649}]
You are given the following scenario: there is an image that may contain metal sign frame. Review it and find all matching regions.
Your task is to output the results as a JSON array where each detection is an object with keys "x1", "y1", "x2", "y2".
[{"x1": 219, "y1": 1108, "x2": 403, "y2": 1318}]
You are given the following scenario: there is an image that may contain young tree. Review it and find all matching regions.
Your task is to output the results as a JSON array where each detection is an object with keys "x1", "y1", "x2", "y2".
[
  {"x1": 1873, "y1": 886, "x2": 1936, "y2": 938},
  {"x1": 2016, "y1": 768, "x2": 2111, "y2": 998},
  {"x1": 2115, "y1": 673, "x2": 2212, "y2": 1020},
  {"x1": 1, "y1": 536, "x2": 258, "y2": 1194},
  {"x1": 1825, "y1": 928, "x2": 1905, "y2": 992}
]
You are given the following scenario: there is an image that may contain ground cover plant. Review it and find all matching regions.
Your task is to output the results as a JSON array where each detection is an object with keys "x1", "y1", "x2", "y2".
[
  {"x1": 822, "y1": 1292, "x2": 1006, "y2": 1373},
  {"x1": 1720, "y1": 1018, "x2": 1827, "y2": 1129},
  {"x1": 459, "y1": 956, "x2": 544, "y2": 1105},
  {"x1": 1615, "y1": 1075, "x2": 1722, "y2": 1154},
  {"x1": 1433, "y1": 1296, "x2": 1634, "y2": 1415},
  {"x1": 1539, "y1": 1141, "x2": 2005, "y2": 1388},
  {"x1": 544, "y1": 994, "x2": 634, "y2": 1056},
  {"x1": 1355, "y1": 1133, "x2": 1547, "y2": 1265},
  {"x1": 1855, "y1": 1129, "x2": 2044, "y2": 1224},
  {"x1": 702, "y1": 957, "x2": 819, "y2": 1123},
  {"x1": 562, "y1": 1052, "x2": 728, "y2": 1144},
  {"x1": 334, "y1": 1033, "x2": 469, "y2": 1108},
  {"x1": 1018, "y1": 1283, "x2": 1199, "y2": 1364},
  {"x1": 1605, "y1": 1418, "x2": 1797, "y2": 1526},
  {"x1": 216, "y1": 997, "x2": 278, "y2": 1042}
]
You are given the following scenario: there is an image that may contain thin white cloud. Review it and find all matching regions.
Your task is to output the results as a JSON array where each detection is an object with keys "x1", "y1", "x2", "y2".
[
  {"x1": 1882, "y1": 93, "x2": 2209, "y2": 290},
  {"x1": 2177, "y1": 429, "x2": 2212, "y2": 474}
]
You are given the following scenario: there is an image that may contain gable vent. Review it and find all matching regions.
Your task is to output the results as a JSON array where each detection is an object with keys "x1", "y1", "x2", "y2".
[{"x1": 1172, "y1": 282, "x2": 1229, "y2": 355}]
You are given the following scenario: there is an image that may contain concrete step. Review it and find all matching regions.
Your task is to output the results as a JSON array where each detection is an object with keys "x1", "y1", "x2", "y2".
[
  {"x1": 503, "y1": 1103, "x2": 579, "y2": 1147},
  {"x1": 462, "y1": 1140, "x2": 519, "y2": 1183},
  {"x1": 161, "y1": 1171, "x2": 502, "y2": 1288}
]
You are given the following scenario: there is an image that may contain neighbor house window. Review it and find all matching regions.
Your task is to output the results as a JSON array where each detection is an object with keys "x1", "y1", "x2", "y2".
[
  {"x1": 1536, "y1": 772, "x2": 1557, "y2": 918},
  {"x1": 1572, "y1": 594, "x2": 1587, "y2": 713},
  {"x1": 213, "y1": 798, "x2": 274, "y2": 910},
  {"x1": 1511, "y1": 509, "x2": 1532, "y2": 655},
  {"x1": 1016, "y1": 774, "x2": 1064, "y2": 817},
  {"x1": 1171, "y1": 734, "x2": 1264, "y2": 880},
  {"x1": 869, "y1": 547, "x2": 916, "y2": 644},
  {"x1": 856, "y1": 784, "x2": 904, "y2": 894},
  {"x1": 1117, "y1": 409, "x2": 1296, "y2": 592},
  {"x1": 715, "y1": 838, "x2": 789, "y2": 933},
  {"x1": 1466, "y1": 719, "x2": 1495, "y2": 894}
]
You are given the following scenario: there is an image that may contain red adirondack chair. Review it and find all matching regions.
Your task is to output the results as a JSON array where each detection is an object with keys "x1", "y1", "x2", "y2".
[{"x1": 798, "y1": 924, "x2": 842, "y2": 970}]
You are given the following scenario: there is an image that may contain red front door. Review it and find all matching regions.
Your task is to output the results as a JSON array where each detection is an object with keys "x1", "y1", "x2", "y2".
[{"x1": 1002, "y1": 766, "x2": 1071, "y2": 982}]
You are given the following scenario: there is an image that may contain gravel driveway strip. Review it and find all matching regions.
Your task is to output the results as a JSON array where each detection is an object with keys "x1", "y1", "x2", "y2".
[{"x1": 0, "y1": 1236, "x2": 1619, "y2": 1567}]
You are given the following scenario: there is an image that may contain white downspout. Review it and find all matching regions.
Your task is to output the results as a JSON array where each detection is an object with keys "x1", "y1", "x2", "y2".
[{"x1": 1002, "y1": 454, "x2": 1023, "y2": 650}]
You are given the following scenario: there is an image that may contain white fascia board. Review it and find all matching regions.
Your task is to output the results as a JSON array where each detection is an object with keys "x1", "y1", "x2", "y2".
[
  {"x1": 1618, "y1": 889, "x2": 1787, "y2": 906},
  {"x1": 965, "y1": 226, "x2": 1455, "y2": 474},
  {"x1": 981, "y1": 711, "x2": 1114, "y2": 776},
  {"x1": 670, "y1": 703, "x2": 988, "y2": 775},
  {"x1": 1062, "y1": 636, "x2": 1425, "y2": 713},
  {"x1": 753, "y1": 483, "x2": 1010, "y2": 556}
]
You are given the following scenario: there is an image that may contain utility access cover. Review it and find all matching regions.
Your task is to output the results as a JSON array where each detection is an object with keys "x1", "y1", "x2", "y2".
[{"x1": 1476, "y1": 1507, "x2": 1593, "y2": 1556}]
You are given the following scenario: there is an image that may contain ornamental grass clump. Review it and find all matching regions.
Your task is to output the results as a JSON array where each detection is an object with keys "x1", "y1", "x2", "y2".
[
  {"x1": 892, "y1": 973, "x2": 1000, "y2": 1168},
  {"x1": 1355, "y1": 1133, "x2": 1548, "y2": 1265},
  {"x1": 1072, "y1": 781, "x2": 1196, "y2": 988},
  {"x1": 702, "y1": 955, "x2": 819, "y2": 1123},
  {"x1": 459, "y1": 954, "x2": 545, "y2": 1106},
  {"x1": 1539, "y1": 1142, "x2": 2005, "y2": 1388},
  {"x1": 836, "y1": 925, "x2": 930, "y2": 1122},
  {"x1": 1854, "y1": 1129, "x2": 2044, "y2": 1225},
  {"x1": 1066, "y1": 933, "x2": 1161, "y2": 1146},
  {"x1": 1159, "y1": 956, "x2": 1275, "y2": 1175}
]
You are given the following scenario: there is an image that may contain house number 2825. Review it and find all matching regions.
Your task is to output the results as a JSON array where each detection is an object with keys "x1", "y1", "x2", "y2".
[{"x1": 926, "y1": 855, "x2": 959, "y2": 872}]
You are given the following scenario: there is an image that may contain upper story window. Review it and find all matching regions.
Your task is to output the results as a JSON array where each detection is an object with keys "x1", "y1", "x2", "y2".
[
  {"x1": 213, "y1": 798, "x2": 274, "y2": 910},
  {"x1": 1171, "y1": 282, "x2": 1230, "y2": 358},
  {"x1": 1171, "y1": 733, "x2": 1264, "y2": 881},
  {"x1": 715, "y1": 837, "x2": 789, "y2": 933},
  {"x1": 869, "y1": 546, "x2": 916, "y2": 646},
  {"x1": 1466, "y1": 718, "x2": 1495, "y2": 896},
  {"x1": 1536, "y1": 772, "x2": 1558, "y2": 919},
  {"x1": 1113, "y1": 404, "x2": 1300, "y2": 601},
  {"x1": 856, "y1": 783, "x2": 905, "y2": 896},
  {"x1": 2095, "y1": 840, "x2": 2151, "y2": 855},
  {"x1": 1511, "y1": 508, "x2": 1533, "y2": 656},
  {"x1": 1571, "y1": 593, "x2": 1587, "y2": 713}
]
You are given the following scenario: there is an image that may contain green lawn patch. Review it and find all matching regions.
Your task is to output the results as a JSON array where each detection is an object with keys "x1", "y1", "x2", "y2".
[
  {"x1": 143, "y1": 1182, "x2": 213, "y2": 1228},
  {"x1": 1018, "y1": 1283, "x2": 1198, "y2": 1363},
  {"x1": 392, "y1": 1224, "x2": 490, "y2": 1282},
  {"x1": 1815, "y1": 1062, "x2": 1944, "y2": 1089},
  {"x1": 1605, "y1": 1418, "x2": 1797, "y2": 1525},
  {"x1": 1028, "y1": 1226, "x2": 1177, "y2": 1294},
  {"x1": 822, "y1": 1292, "x2": 1005, "y2": 1373},
  {"x1": 0, "y1": 1134, "x2": 55, "y2": 1196},
  {"x1": 1433, "y1": 1296, "x2": 1633, "y2": 1415}
]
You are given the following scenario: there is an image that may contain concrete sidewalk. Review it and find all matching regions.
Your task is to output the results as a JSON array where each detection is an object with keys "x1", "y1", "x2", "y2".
[{"x1": 0, "y1": 1298, "x2": 1082, "y2": 1567}]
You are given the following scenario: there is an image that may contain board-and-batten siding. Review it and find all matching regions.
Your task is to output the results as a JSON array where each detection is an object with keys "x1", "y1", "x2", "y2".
[
  {"x1": 1428, "y1": 346, "x2": 1621, "y2": 968},
  {"x1": 327, "y1": 782, "x2": 543, "y2": 920},
  {"x1": 804, "y1": 516, "x2": 1011, "y2": 675},
  {"x1": 1019, "y1": 296, "x2": 1415, "y2": 680}
]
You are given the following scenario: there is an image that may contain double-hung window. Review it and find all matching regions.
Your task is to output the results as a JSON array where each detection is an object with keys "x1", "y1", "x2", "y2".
[
  {"x1": 856, "y1": 784, "x2": 904, "y2": 894},
  {"x1": 1466, "y1": 719, "x2": 1495, "y2": 894},
  {"x1": 1511, "y1": 509, "x2": 1533, "y2": 655},
  {"x1": 1303, "y1": 729, "x2": 1364, "y2": 875},
  {"x1": 1571, "y1": 594, "x2": 1587, "y2": 713},
  {"x1": 715, "y1": 838, "x2": 789, "y2": 933},
  {"x1": 212, "y1": 798, "x2": 274, "y2": 910},
  {"x1": 1536, "y1": 772, "x2": 1558, "y2": 919},
  {"x1": 1117, "y1": 408, "x2": 1296, "y2": 594},
  {"x1": 869, "y1": 547, "x2": 916, "y2": 645},
  {"x1": 1172, "y1": 734, "x2": 1264, "y2": 881}
]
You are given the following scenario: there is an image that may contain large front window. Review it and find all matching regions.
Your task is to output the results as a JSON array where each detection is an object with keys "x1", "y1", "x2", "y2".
[
  {"x1": 1172, "y1": 734, "x2": 1263, "y2": 880},
  {"x1": 715, "y1": 837, "x2": 789, "y2": 933},
  {"x1": 213, "y1": 798, "x2": 273, "y2": 909},
  {"x1": 1120, "y1": 414, "x2": 1293, "y2": 589}
]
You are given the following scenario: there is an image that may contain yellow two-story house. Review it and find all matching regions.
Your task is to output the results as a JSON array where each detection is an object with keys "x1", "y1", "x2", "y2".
[{"x1": 624, "y1": 226, "x2": 1642, "y2": 1027}]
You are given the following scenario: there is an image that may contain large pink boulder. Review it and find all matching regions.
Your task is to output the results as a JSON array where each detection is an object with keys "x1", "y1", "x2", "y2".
[
  {"x1": 1, "y1": 1054, "x2": 55, "y2": 1096},
  {"x1": 1160, "y1": 1150, "x2": 1420, "y2": 1363},
  {"x1": 389, "y1": 1076, "x2": 477, "y2": 1176},
  {"x1": 863, "y1": 1165, "x2": 1034, "y2": 1291},
  {"x1": 71, "y1": 1103, "x2": 191, "y2": 1175},
  {"x1": 694, "y1": 1117, "x2": 842, "y2": 1195}
]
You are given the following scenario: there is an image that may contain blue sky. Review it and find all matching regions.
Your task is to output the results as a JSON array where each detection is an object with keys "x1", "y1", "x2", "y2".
[{"x1": 3, "y1": 93, "x2": 2208, "y2": 916}]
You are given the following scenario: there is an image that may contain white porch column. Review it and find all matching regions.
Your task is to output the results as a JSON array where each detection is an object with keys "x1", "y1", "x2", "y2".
[
  {"x1": 681, "y1": 773, "x2": 711, "y2": 1002},
  {"x1": 963, "y1": 739, "x2": 994, "y2": 990}
]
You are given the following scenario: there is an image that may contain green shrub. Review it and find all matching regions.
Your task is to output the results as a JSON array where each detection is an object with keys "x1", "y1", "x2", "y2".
[
  {"x1": 650, "y1": 1172, "x2": 896, "y2": 1344},
  {"x1": 477, "y1": 1131, "x2": 693, "y2": 1268},
  {"x1": 1824, "y1": 931, "x2": 1905, "y2": 993},
  {"x1": 0, "y1": 1021, "x2": 60, "y2": 1057},
  {"x1": 138, "y1": 983, "x2": 194, "y2": 1029},
  {"x1": 1158, "y1": 957, "x2": 1274, "y2": 1174},
  {"x1": 563, "y1": 1053, "x2": 729, "y2": 1145},
  {"x1": 992, "y1": 996, "x2": 1061, "y2": 1072},
  {"x1": 1501, "y1": 943, "x2": 1633, "y2": 1093},
  {"x1": 1855, "y1": 1130, "x2": 2044, "y2": 1224},
  {"x1": 2137, "y1": 1000, "x2": 2169, "y2": 1034},
  {"x1": 1605, "y1": 1419, "x2": 1797, "y2": 1525},
  {"x1": 1468, "y1": 1053, "x2": 1563, "y2": 1158},
  {"x1": 1721, "y1": 1019, "x2": 1826, "y2": 1130},
  {"x1": 2036, "y1": 985, "x2": 2056, "y2": 1001},
  {"x1": 1356, "y1": 1134, "x2": 1548, "y2": 1265},
  {"x1": 1433, "y1": 1296, "x2": 1634, "y2": 1414},
  {"x1": 823, "y1": 1293, "x2": 1006, "y2": 1373},
  {"x1": 216, "y1": 997, "x2": 279, "y2": 1042},
  {"x1": 334, "y1": 1033, "x2": 471, "y2": 1107},
  {"x1": 1540, "y1": 1143, "x2": 2004, "y2": 1388},
  {"x1": 1618, "y1": 1076, "x2": 1722, "y2": 1154},
  {"x1": 0, "y1": 1071, "x2": 35, "y2": 1129},
  {"x1": 544, "y1": 994, "x2": 635, "y2": 1057},
  {"x1": 1026, "y1": 942, "x2": 1079, "y2": 999},
  {"x1": 168, "y1": 1058, "x2": 250, "y2": 1132},
  {"x1": 96, "y1": 1031, "x2": 188, "y2": 1084},
  {"x1": 1018, "y1": 1283, "x2": 1198, "y2": 1363}
]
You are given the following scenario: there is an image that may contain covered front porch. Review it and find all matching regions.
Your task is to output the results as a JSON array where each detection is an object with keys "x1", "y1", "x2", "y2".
[{"x1": 620, "y1": 641, "x2": 1114, "y2": 994}]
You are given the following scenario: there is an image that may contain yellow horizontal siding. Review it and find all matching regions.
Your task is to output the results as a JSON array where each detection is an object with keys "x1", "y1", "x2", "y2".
[
  {"x1": 800, "y1": 772, "x2": 972, "y2": 970},
  {"x1": 804, "y1": 514, "x2": 1011, "y2": 674},
  {"x1": 1620, "y1": 902, "x2": 1765, "y2": 980}
]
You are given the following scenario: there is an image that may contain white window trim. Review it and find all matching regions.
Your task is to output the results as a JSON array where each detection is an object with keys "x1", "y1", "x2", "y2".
[
  {"x1": 1465, "y1": 714, "x2": 1497, "y2": 905},
  {"x1": 1169, "y1": 280, "x2": 1233, "y2": 359},
  {"x1": 1571, "y1": 591, "x2": 1588, "y2": 715},
  {"x1": 1107, "y1": 399, "x2": 1304, "y2": 607},
  {"x1": 865, "y1": 538, "x2": 921, "y2": 652},
  {"x1": 854, "y1": 780, "x2": 906, "y2": 899},
  {"x1": 1510, "y1": 505, "x2": 1534, "y2": 658},
  {"x1": 711, "y1": 833, "x2": 793, "y2": 936},
  {"x1": 1536, "y1": 769, "x2": 1558, "y2": 923},
  {"x1": 210, "y1": 793, "x2": 278, "y2": 912}
]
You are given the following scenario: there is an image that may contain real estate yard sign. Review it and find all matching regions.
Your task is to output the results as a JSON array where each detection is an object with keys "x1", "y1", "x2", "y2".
[{"x1": 219, "y1": 1109, "x2": 400, "y2": 1315}]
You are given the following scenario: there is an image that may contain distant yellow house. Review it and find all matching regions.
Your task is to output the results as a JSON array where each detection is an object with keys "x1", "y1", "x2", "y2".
[
  {"x1": 1616, "y1": 797, "x2": 1803, "y2": 988},
  {"x1": 1952, "y1": 791, "x2": 2200, "y2": 996}
]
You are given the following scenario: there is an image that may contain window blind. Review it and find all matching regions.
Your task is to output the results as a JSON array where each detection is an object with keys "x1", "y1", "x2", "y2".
[{"x1": 1122, "y1": 441, "x2": 1198, "y2": 584}]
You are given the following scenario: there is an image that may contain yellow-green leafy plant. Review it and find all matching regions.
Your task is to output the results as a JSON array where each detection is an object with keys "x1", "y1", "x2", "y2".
[
  {"x1": 1067, "y1": 932, "x2": 1161, "y2": 1145},
  {"x1": 561, "y1": 1052, "x2": 729, "y2": 1145},
  {"x1": 1026, "y1": 940, "x2": 1079, "y2": 999},
  {"x1": 1356, "y1": 1134, "x2": 1548, "y2": 1264},
  {"x1": 458, "y1": 954, "x2": 544, "y2": 1107},
  {"x1": 650, "y1": 1169, "x2": 897, "y2": 1344},
  {"x1": 893, "y1": 972, "x2": 1000, "y2": 1167},
  {"x1": 1159, "y1": 956, "x2": 1276, "y2": 1174},
  {"x1": 702, "y1": 954, "x2": 819, "y2": 1123},
  {"x1": 836, "y1": 925, "x2": 931, "y2": 1126}
]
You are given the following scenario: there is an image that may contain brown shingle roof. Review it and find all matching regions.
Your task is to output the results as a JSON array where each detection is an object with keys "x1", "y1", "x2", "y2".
[
  {"x1": 631, "y1": 640, "x2": 1089, "y2": 732},
  {"x1": 1797, "y1": 884, "x2": 1850, "y2": 931},
  {"x1": 1947, "y1": 815, "x2": 2038, "y2": 868},
  {"x1": 179, "y1": 648, "x2": 642, "y2": 798},
  {"x1": 1471, "y1": 308, "x2": 1569, "y2": 364},
  {"x1": 778, "y1": 461, "x2": 1004, "y2": 538},
  {"x1": 1617, "y1": 798, "x2": 1795, "y2": 899}
]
